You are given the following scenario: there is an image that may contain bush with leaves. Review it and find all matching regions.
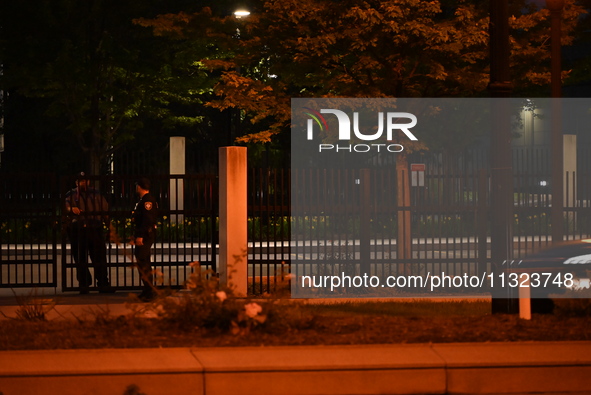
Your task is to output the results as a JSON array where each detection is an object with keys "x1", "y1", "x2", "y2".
[{"x1": 134, "y1": 266, "x2": 271, "y2": 335}]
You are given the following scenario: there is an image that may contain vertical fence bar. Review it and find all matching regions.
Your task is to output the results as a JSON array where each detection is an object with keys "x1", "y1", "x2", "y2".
[
  {"x1": 360, "y1": 169, "x2": 371, "y2": 274},
  {"x1": 478, "y1": 169, "x2": 488, "y2": 276}
]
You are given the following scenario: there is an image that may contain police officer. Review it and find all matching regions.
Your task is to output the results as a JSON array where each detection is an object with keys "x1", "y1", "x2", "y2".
[
  {"x1": 132, "y1": 177, "x2": 159, "y2": 301},
  {"x1": 65, "y1": 172, "x2": 114, "y2": 294}
]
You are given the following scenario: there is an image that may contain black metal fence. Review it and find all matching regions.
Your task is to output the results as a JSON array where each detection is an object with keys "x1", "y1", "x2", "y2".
[
  {"x1": 1, "y1": 174, "x2": 219, "y2": 292},
  {"x1": 291, "y1": 166, "x2": 486, "y2": 284},
  {"x1": 248, "y1": 167, "x2": 291, "y2": 294},
  {"x1": 0, "y1": 174, "x2": 59, "y2": 288},
  {"x1": 0, "y1": 170, "x2": 292, "y2": 294},
  {"x1": 2, "y1": 148, "x2": 591, "y2": 294},
  {"x1": 290, "y1": 147, "x2": 591, "y2": 289}
]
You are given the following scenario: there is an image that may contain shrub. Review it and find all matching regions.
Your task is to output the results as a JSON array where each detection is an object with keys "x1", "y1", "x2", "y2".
[{"x1": 134, "y1": 266, "x2": 271, "y2": 335}]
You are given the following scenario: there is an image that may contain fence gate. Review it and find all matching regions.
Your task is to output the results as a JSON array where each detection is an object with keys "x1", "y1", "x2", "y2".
[{"x1": 0, "y1": 174, "x2": 59, "y2": 289}]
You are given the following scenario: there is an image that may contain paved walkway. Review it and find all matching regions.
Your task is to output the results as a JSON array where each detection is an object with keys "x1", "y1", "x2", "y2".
[{"x1": 0, "y1": 289, "x2": 142, "y2": 320}]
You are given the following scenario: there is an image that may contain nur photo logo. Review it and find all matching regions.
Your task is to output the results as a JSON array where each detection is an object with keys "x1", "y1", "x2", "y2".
[{"x1": 302, "y1": 107, "x2": 418, "y2": 153}]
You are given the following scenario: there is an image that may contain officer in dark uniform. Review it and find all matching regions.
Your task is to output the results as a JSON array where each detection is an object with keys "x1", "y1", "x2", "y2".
[
  {"x1": 64, "y1": 172, "x2": 114, "y2": 294},
  {"x1": 132, "y1": 177, "x2": 159, "y2": 301}
]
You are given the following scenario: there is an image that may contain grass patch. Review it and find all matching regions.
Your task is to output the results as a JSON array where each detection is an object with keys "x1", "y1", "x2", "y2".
[
  {"x1": 307, "y1": 300, "x2": 491, "y2": 317},
  {"x1": 1, "y1": 298, "x2": 590, "y2": 351}
]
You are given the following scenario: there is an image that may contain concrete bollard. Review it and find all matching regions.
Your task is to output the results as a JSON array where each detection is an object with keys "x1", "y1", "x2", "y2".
[
  {"x1": 219, "y1": 147, "x2": 248, "y2": 296},
  {"x1": 519, "y1": 275, "x2": 531, "y2": 320}
]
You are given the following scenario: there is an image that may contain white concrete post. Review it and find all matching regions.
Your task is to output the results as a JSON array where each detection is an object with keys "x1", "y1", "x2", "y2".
[
  {"x1": 564, "y1": 134, "x2": 577, "y2": 207},
  {"x1": 564, "y1": 135, "x2": 577, "y2": 237},
  {"x1": 519, "y1": 275, "x2": 531, "y2": 320},
  {"x1": 219, "y1": 147, "x2": 248, "y2": 296},
  {"x1": 170, "y1": 137, "x2": 185, "y2": 224}
]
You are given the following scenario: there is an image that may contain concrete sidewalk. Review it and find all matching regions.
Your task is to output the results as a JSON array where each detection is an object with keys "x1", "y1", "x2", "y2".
[
  {"x1": 0, "y1": 284, "x2": 181, "y2": 324},
  {"x1": 0, "y1": 290, "x2": 153, "y2": 321},
  {"x1": 1, "y1": 342, "x2": 591, "y2": 395}
]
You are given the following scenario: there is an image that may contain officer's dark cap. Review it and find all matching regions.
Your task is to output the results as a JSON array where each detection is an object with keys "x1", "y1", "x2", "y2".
[{"x1": 136, "y1": 177, "x2": 151, "y2": 190}]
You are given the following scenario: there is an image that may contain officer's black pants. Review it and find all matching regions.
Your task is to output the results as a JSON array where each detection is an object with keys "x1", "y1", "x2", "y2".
[
  {"x1": 67, "y1": 224, "x2": 109, "y2": 287},
  {"x1": 134, "y1": 230, "x2": 155, "y2": 292}
]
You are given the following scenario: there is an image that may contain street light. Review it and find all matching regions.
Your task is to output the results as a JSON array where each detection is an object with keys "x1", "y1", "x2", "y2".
[{"x1": 234, "y1": 9, "x2": 250, "y2": 19}]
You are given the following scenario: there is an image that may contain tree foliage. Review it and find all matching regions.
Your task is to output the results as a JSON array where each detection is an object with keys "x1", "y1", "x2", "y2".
[
  {"x1": 140, "y1": 0, "x2": 585, "y2": 151},
  {"x1": 1, "y1": 0, "x2": 587, "y2": 173},
  {"x1": 0, "y1": 0, "x2": 214, "y2": 174}
]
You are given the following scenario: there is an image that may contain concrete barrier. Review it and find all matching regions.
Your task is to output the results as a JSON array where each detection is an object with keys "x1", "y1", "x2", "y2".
[
  {"x1": 0, "y1": 348, "x2": 203, "y2": 395},
  {"x1": 1, "y1": 342, "x2": 591, "y2": 395}
]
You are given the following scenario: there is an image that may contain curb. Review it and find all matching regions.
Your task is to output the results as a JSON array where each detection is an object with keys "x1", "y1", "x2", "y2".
[{"x1": 1, "y1": 342, "x2": 591, "y2": 395}]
